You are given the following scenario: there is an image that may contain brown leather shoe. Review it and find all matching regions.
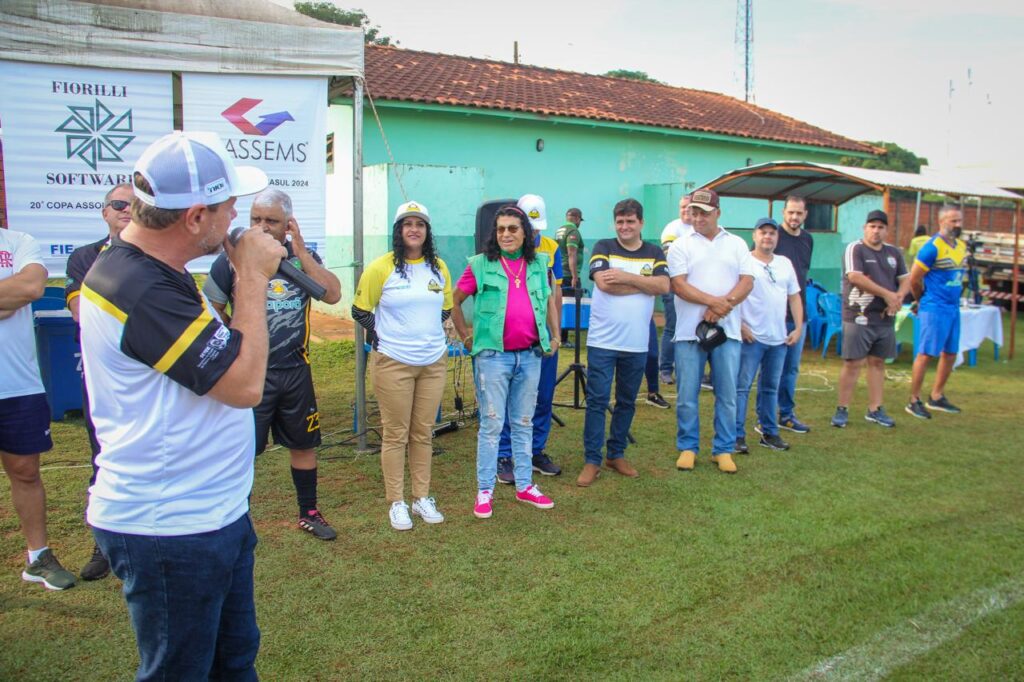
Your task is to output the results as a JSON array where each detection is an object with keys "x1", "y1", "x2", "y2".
[
  {"x1": 676, "y1": 450, "x2": 696, "y2": 471},
  {"x1": 711, "y1": 453, "x2": 737, "y2": 474},
  {"x1": 576, "y1": 463, "x2": 601, "y2": 487},
  {"x1": 605, "y1": 458, "x2": 638, "y2": 477}
]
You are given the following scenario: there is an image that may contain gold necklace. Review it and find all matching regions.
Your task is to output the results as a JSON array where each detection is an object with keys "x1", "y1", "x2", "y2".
[{"x1": 499, "y1": 255, "x2": 525, "y2": 288}]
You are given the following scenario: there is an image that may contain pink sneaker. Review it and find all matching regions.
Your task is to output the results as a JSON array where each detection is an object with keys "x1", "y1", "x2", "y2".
[
  {"x1": 473, "y1": 490, "x2": 493, "y2": 519},
  {"x1": 515, "y1": 484, "x2": 554, "y2": 509}
]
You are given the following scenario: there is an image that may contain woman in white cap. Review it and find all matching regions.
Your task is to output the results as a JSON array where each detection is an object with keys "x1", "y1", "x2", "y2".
[
  {"x1": 450, "y1": 205, "x2": 560, "y2": 519},
  {"x1": 353, "y1": 201, "x2": 453, "y2": 530}
]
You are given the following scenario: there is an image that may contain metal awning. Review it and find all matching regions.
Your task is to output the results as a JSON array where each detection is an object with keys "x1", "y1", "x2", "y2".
[{"x1": 704, "y1": 161, "x2": 1021, "y2": 204}]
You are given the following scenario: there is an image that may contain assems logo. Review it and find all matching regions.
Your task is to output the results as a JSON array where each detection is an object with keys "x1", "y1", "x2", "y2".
[
  {"x1": 222, "y1": 98, "x2": 294, "y2": 136},
  {"x1": 55, "y1": 99, "x2": 135, "y2": 170}
]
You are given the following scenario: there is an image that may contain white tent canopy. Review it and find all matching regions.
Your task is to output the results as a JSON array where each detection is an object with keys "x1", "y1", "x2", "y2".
[{"x1": 0, "y1": 0, "x2": 364, "y2": 77}]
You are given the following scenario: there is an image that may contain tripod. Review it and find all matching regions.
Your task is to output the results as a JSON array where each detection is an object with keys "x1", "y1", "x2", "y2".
[{"x1": 554, "y1": 286, "x2": 587, "y2": 409}]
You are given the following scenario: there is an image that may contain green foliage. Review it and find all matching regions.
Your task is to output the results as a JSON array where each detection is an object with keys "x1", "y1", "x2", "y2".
[
  {"x1": 603, "y1": 69, "x2": 663, "y2": 84},
  {"x1": 842, "y1": 141, "x2": 929, "y2": 173},
  {"x1": 293, "y1": 2, "x2": 397, "y2": 45}
]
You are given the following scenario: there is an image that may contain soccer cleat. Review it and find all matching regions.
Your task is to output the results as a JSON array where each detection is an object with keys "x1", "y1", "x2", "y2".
[
  {"x1": 926, "y1": 395, "x2": 962, "y2": 414},
  {"x1": 676, "y1": 450, "x2": 696, "y2": 471},
  {"x1": 531, "y1": 452, "x2": 562, "y2": 476},
  {"x1": 299, "y1": 510, "x2": 338, "y2": 540},
  {"x1": 388, "y1": 501, "x2": 413, "y2": 531},
  {"x1": 473, "y1": 490, "x2": 494, "y2": 519},
  {"x1": 80, "y1": 543, "x2": 110, "y2": 581},
  {"x1": 411, "y1": 497, "x2": 444, "y2": 524},
  {"x1": 831, "y1": 406, "x2": 849, "y2": 428},
  {"x1": 759, "y1": 434, "x2": 790, "y2": 451},
  {"x1": 576, "y1": 463, "x2": 601, "y2": 487},
  {"x1": 515, "y1": 485, "x2": 554, "y2": 509},
  {"x1": 22, "y1": 549, "x2": 76, "y2": 591},
  {"x1": 905, "y1": 400, "x2": 932, "y2": 420},
  {"x1": 711, "y1": 453, "x2": 738, "y2": 474},
  {"x1": 496, "y1": 457, "x2": 515, "y2": 485},
  {"x1": 779, "y1": 416, "x2": 811, "y2": 433},
  {"x1": 865, "y1": 407, "x2": 896, "y2": 428},
  {"x1": 659, "y1": 370, "x2": 675, "y2": 386},
  {"x1": 645, "y1": 392, "x2": 670, "y2": 409},
  {"x1": 735, "y1": 437, "x2": 750, "y2": 455}
]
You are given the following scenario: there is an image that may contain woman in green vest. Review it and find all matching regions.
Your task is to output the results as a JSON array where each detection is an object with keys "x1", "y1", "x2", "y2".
[{"x1": 450, "y1": 205, "x2": 561, "y2": 520}]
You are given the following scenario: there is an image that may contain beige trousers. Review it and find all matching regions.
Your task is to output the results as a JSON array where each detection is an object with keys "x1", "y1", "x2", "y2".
[{"x1": 371, "y1": 351, "x2": 447, "y2": 502}]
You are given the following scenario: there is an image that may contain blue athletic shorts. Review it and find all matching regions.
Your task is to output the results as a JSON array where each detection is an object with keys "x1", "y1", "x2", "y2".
[
  {"x1": 0, "y1": 393, "x2": 53, "y2": 455},
  {"x1": 917, "y1": 309, "x2": 960, "y2": 357}
]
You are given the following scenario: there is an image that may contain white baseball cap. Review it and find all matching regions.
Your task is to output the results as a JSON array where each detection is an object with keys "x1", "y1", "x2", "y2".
[
  {"x1": 517, "y1": 193, "x2": 548, "y2": 231},
  {"x1": 133, "y1": 131, "x2": 268, "y2": 209},
  {"x1": 394, "y1": 200, "x2": 431, "y2": 225}
]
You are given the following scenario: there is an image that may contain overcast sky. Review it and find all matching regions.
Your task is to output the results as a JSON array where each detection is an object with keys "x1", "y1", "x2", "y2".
[{"x1": 281, "y1": 0, "x2": 1023, "y2": 180}]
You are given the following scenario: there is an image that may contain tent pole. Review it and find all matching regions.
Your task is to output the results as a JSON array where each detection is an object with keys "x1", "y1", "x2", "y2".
[
  {"x1": 352, "y1": 77, "x2": 369, "y2": 450},
  {"x1": 913, "y1": 191, "x2": 921, "y2": 233},
  {"x1": 767, "y1": 198, "x2": 773, "y2": 219},
  {"x1": 1011, "y1": 200, "x2": 1020, "y2": 360}
]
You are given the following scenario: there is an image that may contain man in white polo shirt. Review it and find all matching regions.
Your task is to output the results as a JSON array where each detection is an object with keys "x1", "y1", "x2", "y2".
[
  {"x1": 577, "y1": 198, "x2": 669, "y2": 487},
  {"x1": 667, "y1": 188, "x2": 754, "y2": 474}
]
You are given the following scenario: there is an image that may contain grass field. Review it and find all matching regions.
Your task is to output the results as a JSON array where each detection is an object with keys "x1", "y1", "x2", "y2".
[{"x1": 1, "y1": 321, "x2": 1022, "y2": 680}]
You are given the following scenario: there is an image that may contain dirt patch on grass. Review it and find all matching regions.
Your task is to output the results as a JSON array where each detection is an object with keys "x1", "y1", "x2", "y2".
[{"x1": 310, "y1": 310, "x2": 355, "y2": 342}]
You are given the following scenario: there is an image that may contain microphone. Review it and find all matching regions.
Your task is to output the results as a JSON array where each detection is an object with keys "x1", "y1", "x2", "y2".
[{"x1": 228, "y1": 227, "x2": 328, "y2": 301}]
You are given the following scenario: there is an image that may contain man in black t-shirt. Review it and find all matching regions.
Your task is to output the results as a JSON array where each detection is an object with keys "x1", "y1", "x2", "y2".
[
  {"x1": 772, "y1": 195, "x2": 814, "y2": 434},
  {"x1": 64, "y1": 182, "x2": 132, "y2": 582},
  {"x1": 832, "y1": 210, "x2": 910, "y2": 429},
  {"x1": 204, "y1": 189, "x2": 342, "y2": 541}
]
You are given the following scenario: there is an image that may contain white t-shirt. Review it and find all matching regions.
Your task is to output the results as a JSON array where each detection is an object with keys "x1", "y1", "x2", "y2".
[
  {"x1": 667, "y1": 228, "x2": 755, "y2": 342},
  {"x1": 0, "y1": 230, "x2": 47, "y2": 400},
  {"x1": 587, "y1": 239, "x2": 669, "y2": 353},
  {"x1": 660, "y1": 219, "x2": 693, "y2": 247},
  {"x1": 740, "y1": 253, "x2": 800, "y2": 345}
]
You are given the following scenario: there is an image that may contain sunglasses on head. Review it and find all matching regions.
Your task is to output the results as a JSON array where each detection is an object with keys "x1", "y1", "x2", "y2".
[{"x1": 106, "y1": 199, "x2": 130, "y2": 211}]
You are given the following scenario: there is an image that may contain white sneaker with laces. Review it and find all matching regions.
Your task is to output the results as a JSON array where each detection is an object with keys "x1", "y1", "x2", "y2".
[
  {"x1": 389, "y1": 500, "x2": 413, "y2": 531},
  {"x1": 411, "y1": 497, "x2": 444, "y2": 524}
]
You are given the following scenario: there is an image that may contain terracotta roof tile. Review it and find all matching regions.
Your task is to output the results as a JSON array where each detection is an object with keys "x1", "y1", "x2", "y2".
[{"x1": 359, "y1": 45, "x2": 877, "y2": 155}]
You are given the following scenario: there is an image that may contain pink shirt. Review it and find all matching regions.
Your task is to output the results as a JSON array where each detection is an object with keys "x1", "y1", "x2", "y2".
[{"x1": 456, "y1": 258, "x2": 540, "y2": 350}]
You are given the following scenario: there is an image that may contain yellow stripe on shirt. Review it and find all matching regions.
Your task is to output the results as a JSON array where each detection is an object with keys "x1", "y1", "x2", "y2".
[
  {"x1": 154, "y1": 308, "x2": 213, "y2": 373},
  {"x1": 81, "y1": 284, "x2": 126, "y2": 323}
]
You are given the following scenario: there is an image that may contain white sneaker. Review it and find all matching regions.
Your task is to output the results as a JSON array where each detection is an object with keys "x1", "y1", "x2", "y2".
[
  {"x1": 411, "y1": 497, "x2": 444, "y2": 524},
  {"x1": 389, "y1": 501, "x2": 413, "y2": 531}
]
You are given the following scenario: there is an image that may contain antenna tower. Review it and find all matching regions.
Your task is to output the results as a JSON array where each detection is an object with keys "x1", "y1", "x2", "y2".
[{"x1": 735, "y1": 0, "x2": 754, "y2": 102}]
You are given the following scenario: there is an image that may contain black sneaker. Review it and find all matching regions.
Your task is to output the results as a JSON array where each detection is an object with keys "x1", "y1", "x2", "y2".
[
  {"x1": 905, "y1": 400, "x2": 932, "y2": 420},
  {"x1": 496, "y1": 457, "x2": 515, "y2": 485},
  {"x1": 926, "y1": 395, "x2": 962, "y2": 414},
  {"x1": 22, "y1": 549, "x2": 76, "y2": 590},
  {"x1": 759, "y1": 433, "x2": 790, "y2": 451},
  {"x1": 645, "y1": 392, "x2": 670, "y2": 409},
  {"x1": 532, "y1": 452, "x2": 562, "y2": 476},
  {"x1": 298, "y1": 510, "x2": 337, "y2": 541},
  {"x1": 80, "y1": 543, "x2": 110, "y2": 581},
  {"x1": 700, "y1": 373, "x2": 713, "y2": 392},
  {"x1": 736, "y1": 437, "x2": 750, "y2": 454}
]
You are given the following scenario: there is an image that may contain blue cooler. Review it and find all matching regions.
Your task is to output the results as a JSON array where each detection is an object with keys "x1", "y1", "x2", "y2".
[
  {"x1": 561, "y1": 297, "x2": 591, "y2": 330},
  {"x1": 33, "y1": 310, "x2": 82, "y2": 421}
]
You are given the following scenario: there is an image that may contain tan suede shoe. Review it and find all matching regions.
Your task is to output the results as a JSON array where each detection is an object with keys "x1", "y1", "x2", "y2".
[
  {"x1": 711, "y1": 453, "x2": 737, "y2": 474},
  {"x1": 576, "y1": 463, "x2": 602, "y2": 487},
  {"x1": 676, "y1": 450, "x2": 696, "y2": 471},
  {"x1": 605, "y1": 458, "x2": 639, "y2": 477}
]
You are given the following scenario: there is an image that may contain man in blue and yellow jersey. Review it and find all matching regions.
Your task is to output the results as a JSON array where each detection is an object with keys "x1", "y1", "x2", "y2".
[
  {"x1": 495, "y1": 193, "x2": 564, "y2": 479},
  {"x1": 205, "y1": 188, "x2": 342, "y2": 539},
  {"x1": 905, "y1": 206, "x2": 967, "y2": 419}
]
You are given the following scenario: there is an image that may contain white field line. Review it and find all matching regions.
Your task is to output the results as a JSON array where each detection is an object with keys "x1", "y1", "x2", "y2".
[{"x1": 792, "y1": 577, "x2": 1024, "y2": 681}]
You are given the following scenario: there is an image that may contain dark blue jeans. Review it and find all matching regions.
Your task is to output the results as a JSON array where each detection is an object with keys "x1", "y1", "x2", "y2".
[
  {"x1": 584, "y1": 345, "x2": 646, "y2": 465},
  {"x1": 736, "y1": 340, "x2": 787, "y2": 438},
  {"x1": 659, "y1": 293, "x2": 677, "y2": 375},
  {"x1": 774, "y1": 320, "x2": 806, "y2": 421},
  {"x1": 93, "y1": 513, "x2": 260, "y2": 681}
]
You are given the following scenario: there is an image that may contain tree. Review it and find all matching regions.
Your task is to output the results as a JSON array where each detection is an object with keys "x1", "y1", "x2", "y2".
[
  {"x1": 603, "y1": 69, "x2": 663, "y2": 84},
  {"x1": 841, "y1": 141, "x2": 928, "y2": 174},
  {"x1": 294, "y1": 2, "x2": 397, "y2": 46}
]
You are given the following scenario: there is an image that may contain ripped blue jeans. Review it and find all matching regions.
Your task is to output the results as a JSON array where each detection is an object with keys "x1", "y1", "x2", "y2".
[{"x1": 473, "y1": 348, "x2": 542, "y2": 491}]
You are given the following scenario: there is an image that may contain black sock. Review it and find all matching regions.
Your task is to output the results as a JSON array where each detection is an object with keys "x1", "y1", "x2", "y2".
[{"x1": 291, "y1": 466, "x2": 318, "y2": 517}]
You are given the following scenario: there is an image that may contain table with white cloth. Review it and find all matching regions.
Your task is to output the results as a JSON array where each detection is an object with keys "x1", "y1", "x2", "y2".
[{"x1": 894, "y1": 304, "x2": 1003, "y2": 367}]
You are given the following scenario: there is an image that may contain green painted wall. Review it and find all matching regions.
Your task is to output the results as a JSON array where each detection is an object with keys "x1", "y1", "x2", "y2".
[{"x1": 325, "y1": 101, "x2": 875, "y2": 315}]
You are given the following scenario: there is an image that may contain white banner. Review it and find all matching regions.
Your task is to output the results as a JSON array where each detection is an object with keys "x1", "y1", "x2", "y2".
[
  {"x1": 0, "y1": 61, "x2": 172, "y2": 276},
  {"x1": 181, "y1": 73, "x2": 327, "y2": 272}
]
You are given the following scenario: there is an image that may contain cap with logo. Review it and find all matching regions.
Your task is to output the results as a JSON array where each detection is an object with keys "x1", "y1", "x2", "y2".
[
  {"x1": 866, "y1": 209, "x2": 888, "y2": 225},
  {"x1": 133, "y1": 131, "x2": 267, "y2": 209},
  {"x1": 695, "y1": 320, "x2": 727, "y2": 352},
  {"x1": 394, "y1": 200, "x2": 431, "y2": 225},
  {"x1": 517, "y1": 194, "x2": 548, "y2": 231},
  {"x1": 754, "y1": 217, "x2": 779, "y2": 230},
  {"x1": 689, "y1": 188, "x2": 720, "y2": 213}
]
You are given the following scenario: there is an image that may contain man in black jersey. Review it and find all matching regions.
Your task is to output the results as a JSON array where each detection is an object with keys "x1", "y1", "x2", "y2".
[{"x1": 204, "y1": 188, "x2": 342, "y2": 540}]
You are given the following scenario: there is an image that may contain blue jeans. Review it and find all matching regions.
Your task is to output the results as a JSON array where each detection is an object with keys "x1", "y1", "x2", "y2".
[
  {"x1": 737, "y1": 340, "x2": 787, "y2": 438},
  {"x1": 774, "y1": 320, "x2": 806, "y2": 420},
  {"x1": 584, "y1": 345, "x2": 646, "y2": 465},
  {"x1": 93, "y1": 513, "x2": 259, "y2": 682},
  {"x1": 659, "y1": 293, "x2": 677, "y2": 375},
  {"x1": 674, "y1": 339, "x2": 741, "y2": 455},
  {"x1": 474, "y1": 349, "x2": 542, "y2": 491},
  {"x1": 498, "y1": 349, "x2": 558, "y2": 457}
]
